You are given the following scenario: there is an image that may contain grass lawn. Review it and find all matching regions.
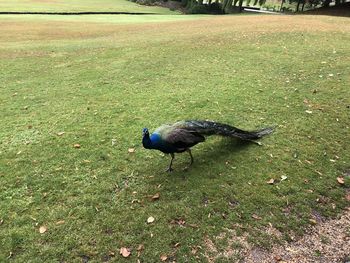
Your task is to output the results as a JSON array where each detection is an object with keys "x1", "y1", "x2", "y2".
[
  {"x1": 0, "y1": 0, "x2": 177, "y2": 14},
  {"x1": 0, "y1": 13, "x2": 349, "y2": 262}
]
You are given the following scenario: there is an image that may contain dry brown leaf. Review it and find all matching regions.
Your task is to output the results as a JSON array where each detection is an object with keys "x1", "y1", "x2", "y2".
[
  {"x1": 73, "y1": 144, "x2": 81, "y2": 148},
  {"x1": 252, "y1": 214, "x2": 262, "y2": 220},
  {"x1": 128, "y1": 148, "x2": 135, "y2": 153},
  {"x1": 137, "y1": 244, "x2": 144, "y2": 251},
  {"x1": 0, "y1": 219, "x2": 4, "y2": 225},
  {"x1": 147, "y1": 216, "x2": 155, "y2": 224},
  {"x1": 170, "y1": 218, "x2": 186, "y2": 226},
  {"x1": 274, "y1": 255, "x2": 282, "y2": 261},
  {"x1": 57, "y1": 132, "x2": 65, "y2": 136},
  {"x1": 151, "y1": 193, "x2": 160, "y2": 201},
  {"x1": 39, "y1": 225, "x2": 47, "y2": 234},
  {"x1": 309, "y1": 219, "x2": 317, "y2": 225},
  {"x1": 55, "y1": 220, "x2": 65, "y2": 225},
  {"x1": 315, "y1": 170, "x2": 323, "y2": 176},
  {"x1": 160, "y1": 254, "x2": 168, "y2": 261},
  {"x1": 267, "y1": 178, "x2": 275, "y2": 184},
  {"x1": 120, "y1": 247, "x2": 131, "y2": 258},
  {"x1": 337, "y1": 177, "x2": 344, "y2": 185}
]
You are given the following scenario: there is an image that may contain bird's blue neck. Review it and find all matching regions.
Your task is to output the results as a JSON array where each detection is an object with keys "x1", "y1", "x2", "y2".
[{"x1": 142, "y1": 133, "x2": 161, "y2": 150}]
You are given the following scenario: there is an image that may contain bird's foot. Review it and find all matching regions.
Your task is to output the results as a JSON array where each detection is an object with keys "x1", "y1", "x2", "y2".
[{"x1": 166, "y1": 167, "x2": 174, "y2": 173}]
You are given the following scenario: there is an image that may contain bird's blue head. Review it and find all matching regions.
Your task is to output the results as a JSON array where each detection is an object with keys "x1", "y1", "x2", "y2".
[
  {"x1": 142, "y1": 128, "x2": 149, "y2": 137},
  {"x1": 142, "y1": 128, "x2": 152, "y2": 149}
]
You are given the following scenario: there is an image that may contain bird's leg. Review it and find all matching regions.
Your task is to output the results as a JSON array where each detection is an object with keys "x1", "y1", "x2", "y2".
[
  {"x1": 166, "y1": 153, "x2": 175, "y2": 172},
  {"x1": 183, "y1": 149, "x2": 194, "y2": 171}
]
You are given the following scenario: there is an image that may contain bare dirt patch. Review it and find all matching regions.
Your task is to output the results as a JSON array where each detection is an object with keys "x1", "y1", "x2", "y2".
[{"x1": 205, "y1": 208, "x2": 350, "y2": 262}]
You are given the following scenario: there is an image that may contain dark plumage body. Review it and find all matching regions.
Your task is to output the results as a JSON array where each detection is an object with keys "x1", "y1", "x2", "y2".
[{"x1": 142, "y1": 120, "x2": 274, "y2": 172}]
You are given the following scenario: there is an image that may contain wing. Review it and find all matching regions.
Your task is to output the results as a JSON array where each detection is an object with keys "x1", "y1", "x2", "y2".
[{"x1": 164, "y1": 128, "x2": 205, "y2": 149}]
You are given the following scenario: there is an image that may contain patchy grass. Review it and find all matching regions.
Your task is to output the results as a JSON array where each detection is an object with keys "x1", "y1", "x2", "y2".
[
  {"x1": 0, "y1": 0, "x2": 177, "y2": 14},
  {"x1": 0, "y1": 14, "x2": 349, "y2": 262}
]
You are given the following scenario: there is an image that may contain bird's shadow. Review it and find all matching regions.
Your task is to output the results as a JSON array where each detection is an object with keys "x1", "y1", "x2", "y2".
[{"x1": 169, "y1": 138, "x2": 258, "y2": 175}]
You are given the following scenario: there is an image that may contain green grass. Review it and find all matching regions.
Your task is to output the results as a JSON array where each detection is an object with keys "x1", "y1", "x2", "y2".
[
  {"x1": 0, "y1": 13, "x2": 207, "y2": 24},
  {"x1": 0, "y1": 0, "x2": 177, "y2": 14},
  {"x1": 0, "y1": 14, "x2": 349, "y2": 262}
]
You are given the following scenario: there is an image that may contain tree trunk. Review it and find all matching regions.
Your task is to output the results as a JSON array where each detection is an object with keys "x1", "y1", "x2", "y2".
[
  {"x1": 233, "y1": 0, "x2": 239, "y2": 6},
  {"x1": 222, "y1": 0, "x2": 229, "y2": 11},
  {"x1": 322, "y1": 0, "x2": 331, "y2": 7},
  {"x1": 301, "y1": 1, "x2": 305, "y2": 11},
  {"x1": 238, "y1": 0, "x2": 243, "y2": 12},
  {"x1": 296, "y1": 0, "x2": 302, "y2": 11},
  {"x1": 280, "y1": 0, "x2": 284, "y2": 11},
  {"x1": 253, "y1": 0, "x2": 258, "y2": 5},
  {"x1": 227, "y1": 0, "x2": 234, "y2": 10}
]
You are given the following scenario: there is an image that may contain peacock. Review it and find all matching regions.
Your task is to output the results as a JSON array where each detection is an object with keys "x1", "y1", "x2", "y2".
[{"x1": 142, "y1": 120, "x2": 274, "y2": 172}]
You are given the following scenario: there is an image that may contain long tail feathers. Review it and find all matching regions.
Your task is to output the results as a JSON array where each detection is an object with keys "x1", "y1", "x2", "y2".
[{"x1": 184, "y1": 120, "x2": 274, "y2": 141}]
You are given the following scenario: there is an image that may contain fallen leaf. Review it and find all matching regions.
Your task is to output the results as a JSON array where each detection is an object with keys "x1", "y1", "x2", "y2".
[
  {"x1": 55, "y1": 220, "x2": 65, "y2": 225},
  {"x1": 0, "y1": 219, "x2": 3, "y2": 225},
  {"x1": 147, "y1": 216, "x2": 155, "y2": 224},
  {"x1": 267, "y1": 178, "x2": 275, "y2": 184},
  {"x1": 128, "y1": 148, "x2": 135, "y2": 153},
  {"x1": 274, "y1": 255, "x2": 282, "y2": 261},
  {"x1": 57, "y1": 132, "x2": 65, "y2": 136},
  {"x1": 315, "y1": 170, "x2": 323, "y2": 176},
  {"x1": 73, "y1": 144, "x2": 81, "y2": 148},
  {"x1": 281, "y1": 175, "x2": 288, "y2": 181},
  {"x1": 252, "y1": 214, "x2": 262, "y2": 220},
  {"x1": 191, "y1": 247, "x2": 198, "y2": 255},
  {"x1": 160, "y1": 254, "x2": 168, "y2": 261},
  {"x1": 305, "y1": 159, "x2": 313, "y2": 165},
  {"x1": 151, "y1": 193, "x2": 160, "y2": 201},
  {"x1": 305, "y1": 110, "x2": 313, "y2": 114},
  {"x1": 337, "y1": 177, "x2": 344, "y2": 185},
  {"x1": 170, "y1": 218, "x2": 186, "y2": 226},
  {"x1": 309, "y1": 219, "x2": 317, "y2": 225},
  {"x1": 119, "y1": 247, "x2": 131, "y2": 258},
  {"x1": 137, "y1": 244, "x2": 144, "y2": 257},
  {"x1": 39, "y1": 226, "x2": 47, "y2": 234},
  {"x1": 137, "y1": 244, "x2": 144, "y2": 251}
]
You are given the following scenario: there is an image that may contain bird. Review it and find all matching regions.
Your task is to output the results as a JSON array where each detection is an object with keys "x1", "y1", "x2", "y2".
[{"x1": 142, "y1": 120, "x2": 274, "y2": 172}]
